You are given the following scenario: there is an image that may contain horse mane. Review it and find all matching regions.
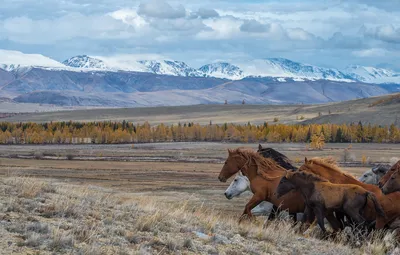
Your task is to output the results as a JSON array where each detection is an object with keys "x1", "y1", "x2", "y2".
[
  {"x1": 306, "y1": 157, "x2": 357, "y2": 180},
  {"x1": 232, "y1": 148, "x2": 286, "y2": 180},
  {"x1": 293, "y1": 171, "x2": 329, "y2": 183},
  {"x1": 258, "y1": 147, "x2": 297, "y2": 170}
]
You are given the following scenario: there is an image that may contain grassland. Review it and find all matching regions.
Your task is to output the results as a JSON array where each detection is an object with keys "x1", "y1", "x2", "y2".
[
  {"x1": 0, "y1": 142, "x2": 400, "y2": 254},
  {"x1": 1, "y1": 93, "x2": 399, "y2": 126}
]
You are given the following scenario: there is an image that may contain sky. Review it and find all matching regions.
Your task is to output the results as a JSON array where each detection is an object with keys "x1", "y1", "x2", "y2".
[{"x1": 0, "y1": 0, "x2": 400, "y2": 70}]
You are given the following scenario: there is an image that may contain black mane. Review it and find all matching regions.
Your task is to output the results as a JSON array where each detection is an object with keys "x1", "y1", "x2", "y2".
[{"x1": 257, "y1": 146, "x2": 297, "y2": 171}]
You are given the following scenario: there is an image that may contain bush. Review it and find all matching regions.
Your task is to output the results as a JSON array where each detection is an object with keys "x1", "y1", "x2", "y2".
[
  {"x1": 66, "y1": 154, "x2": 74, "y2": 160},
  {"x1": 273, "y1": 117, "x2": 279, "y2": 122}
]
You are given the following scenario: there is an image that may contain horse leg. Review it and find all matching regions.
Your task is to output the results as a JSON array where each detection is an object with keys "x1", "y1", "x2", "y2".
[
  {"x1": 325, "y1": 211, "x2": 341, "y2": 232},
  {"x1": 314, "y1": 206, "x2": 327, "y2": 233},
  {"x1": 334, "y1": 211, "x2": 346, "y2": 229},
  {"x1": 239, "y1": 194, "x2": 264, "y2": 223},
  {"x1": 267, "y1": 205, "x2": 279, "y2": 221},
  {"x1": 301, "y1": 206, "x2": 315, "y2": 234}
]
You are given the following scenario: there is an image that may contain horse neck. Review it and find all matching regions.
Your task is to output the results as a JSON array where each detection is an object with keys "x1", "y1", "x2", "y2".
[
  {"x1": 242, "y1": 162, "x2": 259, "y2": 181},
  {"x1": 290, "y1": 175, "x2": 315, "y2": 199}
]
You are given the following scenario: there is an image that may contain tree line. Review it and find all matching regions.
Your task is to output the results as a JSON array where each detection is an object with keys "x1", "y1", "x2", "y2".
[{"x1": 0, "y1": 120, "x2": 399, "y2": 144}]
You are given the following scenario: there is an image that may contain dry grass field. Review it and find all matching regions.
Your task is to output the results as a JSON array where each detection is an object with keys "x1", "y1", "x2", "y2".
[
  {"x1": 2, "y1": 93, "x2": 400, "y2": 126},
  {"x1": 0, "y1": 142, "x2": 400, "y2": 254}
]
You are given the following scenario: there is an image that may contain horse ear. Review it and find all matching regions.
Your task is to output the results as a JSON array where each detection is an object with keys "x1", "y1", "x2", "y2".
[
  {"x1": 258, "y1": 144, "x2": 263, "y2": 150},
  {"x1": 228, "y1": 149, "x2": 233, "y2": 155}
]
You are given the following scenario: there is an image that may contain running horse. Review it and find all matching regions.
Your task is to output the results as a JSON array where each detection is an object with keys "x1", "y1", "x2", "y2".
[
  {"x1": 276, "y1": 171, "x2": 385, "y2": 234},
  {"x1": 299, "y1": 157, "x2": 389, "y2": 229},
  {"x1": 218, "y1": 148, "x2": 305, "y2": 222}
]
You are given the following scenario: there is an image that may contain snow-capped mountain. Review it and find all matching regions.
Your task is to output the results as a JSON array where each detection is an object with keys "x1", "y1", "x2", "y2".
[
  {"x1": 345, "y1": 65, "x2": 400, "y2": 84},
  {"x1": 199, "y1": 62, "x2": 244, "y2": 80},
  {"x1": 1, "y1": 49, "x2": 400, "y2": 85},
  {"x1": 138, "y1": 60, "x2": 203, "y2": 77},
  {"x1": 241, "y1": 58, "x2": 354, "y2": 82},
  {"x1": 0, "y1": 49, "x2": 65, "y2": 71},
  {"x1": 62, "y1": 55, "x2": 108, "y2": 70}
]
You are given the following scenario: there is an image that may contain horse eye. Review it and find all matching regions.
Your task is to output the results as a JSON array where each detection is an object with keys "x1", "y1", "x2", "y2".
[
  {"x1": 234, "y1": 179, "x2": 237, "y2": 182},
  {"x1": 224, "y1": 162, "x2": 227, "y2": 165},
  {"x1": 364, "y1": 174, "x2": 368, "y2": 177}
]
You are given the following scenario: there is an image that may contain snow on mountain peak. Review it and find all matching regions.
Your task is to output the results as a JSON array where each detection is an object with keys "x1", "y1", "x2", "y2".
[
  {"x1": 139, "y1": 60, "x2": 203, "y2": 77},
  {"x1": 0, "y1": 49, "x2": 65, "y2": 71},
  {"x1": 199, "y1": 62, "x2": 244, "y2": 80},
  {"x1": 345, "y1": 65, "x2": 399, "y2": 83},
  {"x1": 62, "y1": 55, "x2": 108, "y2": 70},
  {"x1": 241, "y1": 58, "x2": 353, "y2": 81}
]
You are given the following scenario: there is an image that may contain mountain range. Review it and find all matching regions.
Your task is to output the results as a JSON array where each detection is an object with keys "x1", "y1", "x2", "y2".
[{"x1": 0, "y1": 49, "x2": 399, "y2": 108}]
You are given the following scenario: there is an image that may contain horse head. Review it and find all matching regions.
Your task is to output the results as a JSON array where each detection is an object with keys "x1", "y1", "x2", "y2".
[
  {"x1": 359, "y1": 164, "x2": 390, "y2": 185},
  {"x1": 224, "y1": 172, "x2": 250, "y2": 199},
  {"x1": 275, "y1": 171, "x2": 296, "y2": 199},
  {"x1": 218, "y1": 149, "x2": 246, "y2": 182},
  {"x1": 378, "y1": 160, "x2": 400, "y2": 188},
  {"x1": 382, "y1": 170, "x2": 400, "y2": 194}
]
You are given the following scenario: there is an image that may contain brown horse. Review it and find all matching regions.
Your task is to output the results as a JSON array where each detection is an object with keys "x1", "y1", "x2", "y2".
[
  {"x1": 378, "y1": 160, "x2": 400, "y2": 188},
  {"x1": 298, "y1": 157, "x2": 396, "y2": 229},
  {"x1": 382, "y1": 169, "x2": 400, "y2": 194},
  {"x1": 218, "y1": 148, "x2": 305, "y2": 222},
  {"x1": 276, "y1": 171, "x2": 385, "y2": 234}
]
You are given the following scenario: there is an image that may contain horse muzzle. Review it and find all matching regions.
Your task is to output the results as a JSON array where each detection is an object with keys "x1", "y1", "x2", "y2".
[
  {"x1": 218, "y1": 176, "x2": 227, "y2": 182},
  {"x1": 224, "y1": 192, "x2": 232, "y2": 200}
]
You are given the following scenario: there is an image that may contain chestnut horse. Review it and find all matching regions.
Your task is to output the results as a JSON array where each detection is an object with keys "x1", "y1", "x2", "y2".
[
  {"x1": 218, "y1": 148, "x2": 305, "y2": 222},
  {"x1": 298, "y1": 157, "x2": 391, "y2": 229},
  {"x1": 378, "y1": 160, "x2": 400, "y2": 188},
  {"x1": 276, "y1": 171, "x2": 385, "y2": 234},
  {"x1": 377, "y1": 171, "x2": 400, "y2": 229}
]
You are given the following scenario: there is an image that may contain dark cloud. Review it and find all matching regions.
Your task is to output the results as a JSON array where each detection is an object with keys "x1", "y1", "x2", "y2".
[
  {"x1": 240, "y1": 20, "x2": 270, "y2": 33},
  {"x1": 195, "y1": 8, "x2": 219, "y2": 19},
  {"x1": 138, "y1": 0, "x2": 186, "y2": 19},
  {"x1": 364, "y1": 25, "x2": 400, "y2": 44}
]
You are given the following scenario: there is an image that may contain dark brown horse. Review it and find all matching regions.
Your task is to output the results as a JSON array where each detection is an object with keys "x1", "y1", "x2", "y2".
[
  {"x1": 298, "y1": 157, "x2": 394, "y2": 229},
  {"x1": 276, "y1": 171, "x2": 385, "y2": 234},
  {"x1": 378, "y1": 160, "x2": 400, "y2": 188},
  {"x1": 218, "y1": 148, "x2": 305, "y2": 222}
]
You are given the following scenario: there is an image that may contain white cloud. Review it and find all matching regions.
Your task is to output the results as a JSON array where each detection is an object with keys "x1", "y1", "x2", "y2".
[
  {"x1": 1, "y1": 13, "x2": 135, "y2": 44},
  {"x1": 352, "y1": 48, "x2": 388, "y2": 57},
  {"x1": 0, "y1": 0, "x2": 399, "y2": 70}
]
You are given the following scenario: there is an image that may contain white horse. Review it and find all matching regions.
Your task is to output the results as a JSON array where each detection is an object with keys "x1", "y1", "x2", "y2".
[
  {"x1": 224, "y1": 172, "x2": 274, "y2": 217},
  {"x1": 225, "y1": 172, "x2": 302, "y2": 220},
  {"x1": 358, "y1": 164, "x2": 391, "y2": 185}
]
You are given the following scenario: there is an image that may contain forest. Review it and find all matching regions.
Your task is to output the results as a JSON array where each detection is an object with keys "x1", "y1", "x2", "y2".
[{"x1": 0, "y1": 120, "x2": 399, "y2": 144}]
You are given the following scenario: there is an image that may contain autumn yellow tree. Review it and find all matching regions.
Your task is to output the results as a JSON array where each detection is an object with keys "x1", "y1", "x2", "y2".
[{"x1": 310, "y1": 133, "x2": 325, "y2": 150}]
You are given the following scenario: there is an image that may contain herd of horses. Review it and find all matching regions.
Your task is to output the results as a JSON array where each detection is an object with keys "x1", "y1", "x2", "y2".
[{"x1": 217, "y1": 144, "x2": 400, "y2": 238}]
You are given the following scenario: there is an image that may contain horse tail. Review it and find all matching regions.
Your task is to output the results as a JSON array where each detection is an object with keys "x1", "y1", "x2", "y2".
[{"x1": 366, "y1": 192, "x2": 385, "y2": 218}]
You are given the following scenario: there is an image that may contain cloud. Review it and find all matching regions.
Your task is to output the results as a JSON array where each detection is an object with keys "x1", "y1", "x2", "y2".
[
  {"x1": 194, "y1": 8, "x2": 219, "y2": 19},
  {"x1": 137, "y1": 0, "x2": 186, "y2": 19},
  {"x1": 240, "y1": 20, "x2": 269, "y2": 33},
  {"x1": 352, "y1": 48, "x2": 388, "y2": 57},
  {"x1": 0, "y1": 0, "x2": 399, "y2": 70},
  {"x1": 1, "y1": 13, "x2": 135, "y2": 44},
  {"x1": 364, "y1": 25, "x2": 400, "y2": 44}
]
